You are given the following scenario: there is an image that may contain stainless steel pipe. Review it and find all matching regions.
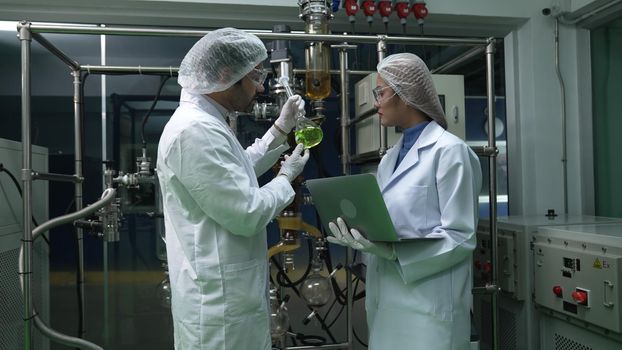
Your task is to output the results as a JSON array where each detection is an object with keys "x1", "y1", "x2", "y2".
[
  {"x1": 79, "y1": 65, "x2": 376, "y2": 77},
  {"x1": 32, "y1": 171, "x2": 83, "y2": 183},
  {"x1": 81, "y1": 64, "x2": 179, "y2": 75},
  {"x1": 27, "y1": 22, "x2": 488, "y2": 46},
  {"x1": 19, "y1": 20, "x2": 33, "y2": 350},
  {"x1": 377, "y1": 39, "x2": 388, "y2": 157},
  {"x1": 33, "y1": 316, "x2": 103, "y2": 350},
  {"x1": 287, "y1": 343, "x2": 349, "y2": 350},
  {"x1": 555, "y1": 19, "x2": 569, "y2": 215},
  {"x1": 73, "y1": 69, "x2": 87, "y2": 338},
  {"x1": 30, "y1": 188, "x2": 117, "y2": 242},
  {"x1": 335, "y1": 44, "x2": 357, "y2": 176},
  {"x1": 430, "y1": 46, "x2": 486, "y2": 74},
  {"x1": 293, "y1": 68, "x2": 374, "y2": 76},
  {"x1": 19, "y1": 188, "x2": 117, "y2": 350},
  {"x1": 485, "y1": 37, "x2": 500, "y2": 350},
  {"x1": 335, "y1": 43, "x2": 357, "y2": 350},
  {"x1": 32, "y1": 33, "x2": 80, "y2": 71}
]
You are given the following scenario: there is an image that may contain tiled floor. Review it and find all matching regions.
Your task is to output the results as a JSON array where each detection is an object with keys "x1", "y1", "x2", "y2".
[
  {"x1": 50, "y1": 270, "x2": 174, "y2": 350},
  {"x1": 47, "y1": 269, "x2": 369, "y2": 350}
]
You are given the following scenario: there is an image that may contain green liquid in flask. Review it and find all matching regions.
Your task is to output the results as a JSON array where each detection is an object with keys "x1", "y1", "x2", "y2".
[{"x1": 295, "y1": 126, "x2": 323, "y2": 149}]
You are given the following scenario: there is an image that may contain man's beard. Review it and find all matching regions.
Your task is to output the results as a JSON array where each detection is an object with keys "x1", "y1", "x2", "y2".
[
  {"x1": 234, "y1": 98, "x2": 257, "y2": 115},
  {"x1": 242, "y1": 100, "x2": 256, "y2": 114}
]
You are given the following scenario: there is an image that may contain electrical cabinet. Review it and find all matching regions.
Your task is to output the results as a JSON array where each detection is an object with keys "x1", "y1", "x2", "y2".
[
  {"x1": 474, "y1": 215, "x2": 622, "y2": 350},
  {"x1": 534, "y1": 224, "x2": 622, "y2": 344},
  {"x1": 0, "y1": 138, "x2": 49, "y2": 350},
  {"x1": 539, "y1": 314, "x2": 622, "y2": 350}
]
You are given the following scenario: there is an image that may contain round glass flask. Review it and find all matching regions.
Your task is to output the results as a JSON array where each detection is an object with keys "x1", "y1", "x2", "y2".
[{"x1": 279, "y1": 76, "x2": 323, "y2": 149}]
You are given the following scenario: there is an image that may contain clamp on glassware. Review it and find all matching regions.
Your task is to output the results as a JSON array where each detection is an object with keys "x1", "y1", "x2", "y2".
[{"x1": 278, "y1": 76, "x2": 323, "y2": 149}]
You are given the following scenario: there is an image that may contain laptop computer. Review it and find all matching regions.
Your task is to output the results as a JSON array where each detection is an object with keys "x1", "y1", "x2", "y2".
[{"x1": 305, "y1": 173, "x2": 443, "y2": 242}]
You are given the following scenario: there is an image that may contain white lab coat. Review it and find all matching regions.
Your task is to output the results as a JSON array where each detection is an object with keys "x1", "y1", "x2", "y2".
[
  {"x1": 365, "y1": 121, "x2": 482, "y2": 349},
  {"x1": 157, "y1": 89, "x2": 294, "y2": 350}
]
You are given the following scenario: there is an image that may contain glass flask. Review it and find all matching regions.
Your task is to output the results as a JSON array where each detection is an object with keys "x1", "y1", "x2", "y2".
[
  {"x1": 300, "y1": 260, "x2": 331, "y2": 308},
  {"x1": 279, "y1": 76, "x2": 323, "y2": 149},
  {"x1": 269, "y1": 287, "x2": 289, "y2": 339},
  {"x1": 156, "y1": 274, "x2": 172, "y2": 308}
]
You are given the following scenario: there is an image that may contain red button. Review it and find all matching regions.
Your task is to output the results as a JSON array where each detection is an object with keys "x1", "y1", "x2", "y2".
[
  {"x1": 552, "y1": 286, "x2": 563, "y2": 297},
  {"x1": 483, "y1": 262, "x2": 492, "y2": 273},
  {"x1": 571, "y1": 290, "x2": 588, "y2": 305}
]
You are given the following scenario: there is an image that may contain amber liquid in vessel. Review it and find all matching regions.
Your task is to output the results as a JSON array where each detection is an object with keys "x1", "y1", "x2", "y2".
[{"x1": 305, "y1": 71, "x2": 331, "y2": 101}]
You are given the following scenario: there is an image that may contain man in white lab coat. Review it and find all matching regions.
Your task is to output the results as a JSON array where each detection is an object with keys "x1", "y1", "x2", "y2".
[
  {"x1": 157, "y1": 28, "x2": 310, "y2": 350},
  {"x1": 328, "y1": 53, "x2": 482, "y2": 349}
]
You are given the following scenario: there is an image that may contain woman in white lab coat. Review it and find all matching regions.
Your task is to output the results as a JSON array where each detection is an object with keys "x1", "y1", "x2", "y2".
[
  {"x1": 328, "y1": 53, "x2": 482, "y2": 349},
  {"x1": 157, "y1": 28, "x2": 309, "y2": 350}
]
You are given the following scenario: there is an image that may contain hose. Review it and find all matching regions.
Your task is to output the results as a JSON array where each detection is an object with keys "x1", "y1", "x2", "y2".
[{"x1": 19, "y1": 188, "x2": 116, "y2": 350}]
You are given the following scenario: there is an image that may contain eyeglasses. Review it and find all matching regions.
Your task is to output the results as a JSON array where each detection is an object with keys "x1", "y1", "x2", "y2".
[
  {"x1": 372, "y1": 85, "x2": 395, "y2": 103},
  {"x1": 248, "y1": 67, "x2": 268, "y2": 87}
]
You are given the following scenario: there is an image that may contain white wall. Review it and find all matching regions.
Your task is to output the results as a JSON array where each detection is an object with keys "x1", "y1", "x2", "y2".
[
  {"x1": 504, "y1": 14, "x2": 594, "y2": 216},
  {"x1": 0, "y1": 0, "x2": 599, "y2": 215},
  {"x1": 428, "y1": 0, "x2": 594, "y2": 215}
]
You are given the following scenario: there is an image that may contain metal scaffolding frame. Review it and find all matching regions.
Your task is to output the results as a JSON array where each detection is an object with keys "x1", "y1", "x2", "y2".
[{"x1": 18, "y1": 21, "x2": 500, "y2": 350}]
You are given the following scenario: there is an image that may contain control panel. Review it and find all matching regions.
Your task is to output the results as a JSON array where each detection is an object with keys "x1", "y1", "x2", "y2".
[
  {"x1": 475, "y1": 221, "x2": 530, "y2": 300},
  {"x1": 474, "y1": 227, "x2": 518, "y2": 296},
  {"x1": 534, "y1": 224, "x2": 622, "y2": 333},
  {"x1": 476, "y1": 215, "x2": 622, "y2": 301}
]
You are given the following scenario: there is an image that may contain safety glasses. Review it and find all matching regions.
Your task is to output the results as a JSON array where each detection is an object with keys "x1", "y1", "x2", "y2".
[
  {"x1": 248, "y1": 67, "x2": 268, "y2": 87},
  {"x1": 372, "y1": 85, "x2": 396, "y2": 103}
]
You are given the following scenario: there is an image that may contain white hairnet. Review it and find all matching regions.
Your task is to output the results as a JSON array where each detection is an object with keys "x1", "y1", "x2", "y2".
[
  {"x1": 178, "y1": 28, "x2": 268, "y2": 94},
  {"x1": 377, "y1": 53, "x2": 448, "y2": 129}
]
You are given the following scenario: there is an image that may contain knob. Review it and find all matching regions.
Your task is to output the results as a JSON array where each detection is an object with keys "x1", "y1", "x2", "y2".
[{"x1": 571, "y1": 290, "x2": 588, "y2": 305}]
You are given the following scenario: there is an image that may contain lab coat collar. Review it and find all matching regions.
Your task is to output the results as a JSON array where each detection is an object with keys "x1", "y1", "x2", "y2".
[
  {"x1": 380, "y1": 121, "x2": 444, "y2": 191},
  {"x1": 180, "y1": 88, "x2": 230, "y2": 126}
]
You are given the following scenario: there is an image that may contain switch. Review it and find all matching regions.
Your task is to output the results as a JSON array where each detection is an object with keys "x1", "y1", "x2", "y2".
[
  {"x1": 571, "y1": 289, "x2": 588, "y2": 306},
  {"x1": 552, "y1": 286, "x2": 563, "y2": 298}
]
